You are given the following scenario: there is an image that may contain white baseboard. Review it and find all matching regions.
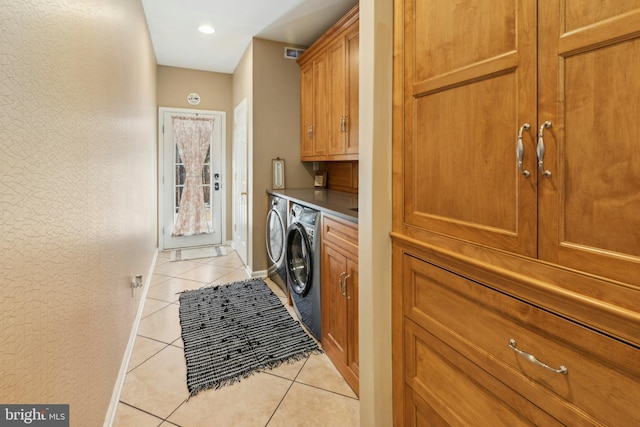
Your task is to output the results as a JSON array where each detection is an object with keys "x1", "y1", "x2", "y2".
[
  {"x1": 252, "y1": 269, "x2": 268, "y2": 278},
  {"x1": 103, "y1": 248, "x2": 159, "y2": 427}
]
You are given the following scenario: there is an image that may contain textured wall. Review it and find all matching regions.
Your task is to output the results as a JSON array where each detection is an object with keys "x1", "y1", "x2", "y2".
[
  {"x1": 156, "y1": 66, "x2": 234, "y2": 240},
  {"x1": 0, "y1": 0, "x2": 158, "y2": 425}
]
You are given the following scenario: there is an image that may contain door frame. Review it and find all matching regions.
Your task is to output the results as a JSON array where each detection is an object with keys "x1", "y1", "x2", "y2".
[
  {"x1": 232, "y1": 98, "x2": 249, "y2": 265},
  {"x1": 158, "y1": 106, "x2": 226, "y2": 251}
]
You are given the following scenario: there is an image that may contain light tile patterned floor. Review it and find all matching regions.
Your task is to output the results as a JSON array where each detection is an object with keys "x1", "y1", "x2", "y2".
[{"x1": 114, "y1": 248, "x2": 359, "y2": 427}]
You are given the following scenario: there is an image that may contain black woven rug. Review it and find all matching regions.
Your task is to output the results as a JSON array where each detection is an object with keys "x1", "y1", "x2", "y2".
[{"x1": 178, "y1": 278, "x2": 321, "y2": 396}]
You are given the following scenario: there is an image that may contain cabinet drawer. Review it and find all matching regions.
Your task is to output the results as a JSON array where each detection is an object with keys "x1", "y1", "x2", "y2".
[
  {"x1": 404, "y1": 320, "x2": 562, "y2": 427},
  {"x1": 322, "y1": 215, "x2": 358, "y2": 257},
  {"x1": 402, "y1": 253, "x2": 640, "y2": 426}
]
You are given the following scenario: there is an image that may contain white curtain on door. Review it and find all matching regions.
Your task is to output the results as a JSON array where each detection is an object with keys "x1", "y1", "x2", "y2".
[{"x1": 171, "y1": 116, "x2": 214, "y2": 237}]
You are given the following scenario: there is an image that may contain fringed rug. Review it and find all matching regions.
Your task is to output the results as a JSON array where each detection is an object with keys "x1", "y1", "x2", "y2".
[
  {"x1": 170, "y1": 245, "x2": 227, "y2": 262},
  {"x1": 178, "y1": 278, "x2": 322, "y2": 396}
]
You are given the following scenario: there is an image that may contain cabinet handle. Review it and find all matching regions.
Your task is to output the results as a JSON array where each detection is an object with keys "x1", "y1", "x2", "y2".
[
  {"x1": 536, "y1": 121, "x2": 553, "y2": 178},
  {"x1": 509, "y1": 339, "x2": 568, "y2": 375},
  {"x1": 516, "y1": 123, "x2": 531, "y2": 178},
  {"x1": 308, "y1": 124, "x2": 314, "y2": 139},
  {"x1": 343, "y1": 274, "x2": 351, "y2": 298},
  {"x1": 339, "y1": 115, "x2": 345, "y2": 132},
  {"x1": 338, "y1": 272, "x2": 346, "y2": 294},
  {"x1": 342, "y1": 115, "x2": 348, "y2": 132}
]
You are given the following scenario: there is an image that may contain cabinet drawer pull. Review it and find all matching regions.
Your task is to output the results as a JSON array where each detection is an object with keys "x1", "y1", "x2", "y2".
[
  {"x1": 343, "y1": 274, "x2": 351, "y2": 298},
  {"x1": 516, "y1": 123, "x2": 531, "y2": 177},
  {"x1": 509, "y1": 339, "x2": 568, "y2": 375},
  {"x1": 536, "y1": 121, "x2": 553, "y2": 178}
]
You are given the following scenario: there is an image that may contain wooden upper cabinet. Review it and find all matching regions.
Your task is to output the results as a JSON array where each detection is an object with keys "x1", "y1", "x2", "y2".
[
  {"x1": 399, "y1": 0, "x2": 640, "y2": 286},
  {"x1": 327, "y1": 36, "x2": 347, "y2": 155},
  {"x1": 537, "y1": 3, "x2": 640, "y2": 285},
  {"x1": 312, "y1": 52, "x2": 328, "y2": 157},
  {"x1": 346, "y1": 28, "x2": 359, "y2": 155},
  {"x1": 300, "y1": 62, "x2": 314, "y2": 158},
  {"x1": 328, "y1": 27, "x2": 359, "y2": 157},
  {"x1": 298, "y1": 5, "x2": 359, "y2": 161},
  {"x1": 300, "y1": 53, "x2": 328, "y2": 158},
  {"x1": 401, "y1": 0, "x2": 537, "y2": 257}
]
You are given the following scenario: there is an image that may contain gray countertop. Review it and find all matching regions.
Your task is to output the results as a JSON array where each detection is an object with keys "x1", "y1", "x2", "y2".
[{"x1": 267, "y1": 188, "x2": 358, "y2": 223}]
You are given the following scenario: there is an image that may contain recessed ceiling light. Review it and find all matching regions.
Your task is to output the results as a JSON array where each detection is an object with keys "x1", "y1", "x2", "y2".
[{"x1": 198, "y1": 25, "x2": 215, "y2": 34}]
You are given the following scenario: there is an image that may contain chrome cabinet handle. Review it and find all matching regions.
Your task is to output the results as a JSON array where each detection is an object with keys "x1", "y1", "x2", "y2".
[
  {"x1": 339, "y1": 115, "x2": 346, "y2": 132},
  {"x1": 509, "y1": 339, "x2": 568, "y2": 375},
  {"x1": 516, "y1": 123, "x2": 531, "y2": 177},
  {"x1": 307, "y1": 124, "x2": 314, "y2": 139},
  {"x1": 343, "y1": 274, "x2": 351, "y2": 298},
  {"x1": 537, "y1": 121, "x2": 553, "y2": 178},
  {"x1": 342, "y1": 115, "x2": 348, "y2": 132}
]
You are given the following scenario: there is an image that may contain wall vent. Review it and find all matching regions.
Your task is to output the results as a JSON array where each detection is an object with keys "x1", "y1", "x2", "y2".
[{"x1": 284, "y1": 47, "x2": 306, "y2": 59}]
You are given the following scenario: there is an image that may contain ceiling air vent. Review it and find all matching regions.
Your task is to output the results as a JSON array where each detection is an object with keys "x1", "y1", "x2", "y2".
[{"x1": 284, "y1": 47, "x2": 306, "y2": 59}]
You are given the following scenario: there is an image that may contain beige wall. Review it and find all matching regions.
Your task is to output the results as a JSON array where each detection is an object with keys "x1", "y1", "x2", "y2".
[
  {"x1": 156, "y1": 66, "x2": 234, "y2": 238},
  {"x1": 359, "y1": 0, "x2": 394, "y2": 425},
  {"x1": 251, "y1": 38, "x2": 314, "y2": 273},
  {"x1": 232, "y1": 39, "x2": 313, "y2": 274},
  {"x1": 0, "y1": 1, "x2": 158, "y2": 425}
]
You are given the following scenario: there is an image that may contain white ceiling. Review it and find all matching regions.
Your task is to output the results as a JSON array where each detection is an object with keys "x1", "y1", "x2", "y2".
[{"x1": 141, "y1": 0, "x2": 359, "y2": 74}]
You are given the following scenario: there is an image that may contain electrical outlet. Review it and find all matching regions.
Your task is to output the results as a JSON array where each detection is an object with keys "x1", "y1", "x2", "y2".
[{"x1": 131, "y1": 274, "x2": 143, "y2": 289}]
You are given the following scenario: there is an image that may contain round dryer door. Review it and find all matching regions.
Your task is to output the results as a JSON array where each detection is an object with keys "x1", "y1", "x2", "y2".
[
  {"x1": 265, "y1": 208, "x2": 286, "y2": 265},
  {"x1": 285, "y1": 223, "x2": 313, "y2": 296}
]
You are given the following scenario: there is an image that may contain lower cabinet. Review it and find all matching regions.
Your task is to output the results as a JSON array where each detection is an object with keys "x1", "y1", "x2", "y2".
[
  {"x1": 395, "y1": 243, "x2": 640, "y2": 426},
  {"x1": 321, "y1": 214, "x2": 359, "y2": 395}
]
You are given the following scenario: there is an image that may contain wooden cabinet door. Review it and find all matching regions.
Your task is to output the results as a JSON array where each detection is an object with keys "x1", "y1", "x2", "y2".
[
  {"x1": 312, "y1": 52, "x2": 328, "y2": 157},
  {"x1": 537, "y1": 4, "x2": 640, "y2": 286},
  {"x1": 300, "y1": 62, "x2": 314, "y2": 159},
  {"x1": 322, "y1": 244, "x2": 348, "y2": 364},
  {"x1": 345, "y1": 258, "x2": 359, "y2": 387},
  {"x1": 321, "y1": 219, "x2": 359, "y2": 395},
  {"x1": 346, "y1": 28, "x2": 359, "y2": 155},
  {"x1": 328, "y1": 36, "x2": 347, "y2": 155},
  {"x1": 400, "y1": 0, "x2": 537, "y2": 257}
]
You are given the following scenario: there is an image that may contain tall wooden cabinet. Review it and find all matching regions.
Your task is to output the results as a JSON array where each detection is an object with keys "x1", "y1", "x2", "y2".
[
  {"x1": 321, "y1": 214, "x2": 359, "y2": 395},
  {"x1": 392, "y1": 1, "x2": 640, "y2": 425},
  {"x1": 298, "y1": 5, "x2": 359, "y2": 161}
]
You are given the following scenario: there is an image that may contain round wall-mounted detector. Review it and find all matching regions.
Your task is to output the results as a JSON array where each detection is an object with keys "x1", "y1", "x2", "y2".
[
  {"x1": 198, "y1": 25, "x2": 215, "y2": 34},
  {"x1": 187, "y1": 93, "x2": 201, "y2": 105}
]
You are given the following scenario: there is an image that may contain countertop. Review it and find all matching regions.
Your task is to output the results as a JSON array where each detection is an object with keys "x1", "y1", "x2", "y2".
[{"x1": 267, "y1": 188, "x2": 358, "y2": 223}]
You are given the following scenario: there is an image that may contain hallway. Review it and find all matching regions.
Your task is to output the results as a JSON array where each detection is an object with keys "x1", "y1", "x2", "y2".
[{"x1": 114, "y1": 249, "x2": 359, "y2": 426}]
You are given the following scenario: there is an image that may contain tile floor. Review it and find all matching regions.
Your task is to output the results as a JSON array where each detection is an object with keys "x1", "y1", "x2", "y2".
[{"x1": 114, "y1": 248, "x2": 360, "y2": 427}]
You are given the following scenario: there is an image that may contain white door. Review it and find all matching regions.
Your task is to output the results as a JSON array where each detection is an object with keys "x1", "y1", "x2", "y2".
[
  {"x1": 233, "y1": 99, "x2": 248, "y2": 264},
  {"x1": 159, "y1": 108, "x2": 225, "y2": 250}
]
